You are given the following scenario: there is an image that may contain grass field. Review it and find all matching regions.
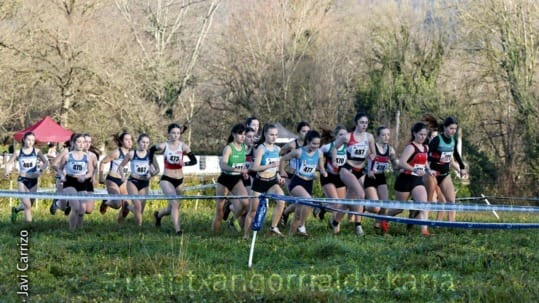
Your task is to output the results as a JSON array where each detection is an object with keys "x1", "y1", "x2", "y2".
[{"x1": 0, "y1": 192, "x2": 538, "y2": 302}]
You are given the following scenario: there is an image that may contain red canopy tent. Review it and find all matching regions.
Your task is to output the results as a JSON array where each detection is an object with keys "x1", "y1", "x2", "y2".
[{"x1": 13, "y1": 116, "x2": 73, "y2": 144}]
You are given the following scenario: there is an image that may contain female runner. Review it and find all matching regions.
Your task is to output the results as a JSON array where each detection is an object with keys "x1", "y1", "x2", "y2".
[
  {"x1": 99, "y1": 131, "x2": 133, "y2": 220},
  {"x1": 280, "y1": 130, "x2": 326, "y2": 236},
  {"x1": 212, "y1": 124, "x2": 250, "y2": 233},
  {"x1": 364, "y1": 126, "x2": 399, "y2": 234},
  {"x1": 243, "y1": 124, "x2": 286, "y2": 239},
  {"x1": 55, "y1": 134, "x2": 94, "y2": 230},
  {"x1": 118, "y1": 134, "x2": 160, "y2": 226},
  {"x1": 394, "y1": 122, "x2": 434, "y2": 236},
  {"x1": 331, "y1": 112, "x2": 376, "y2": 236},
  {"x1": 5, "y1": 132, "x2": 49, "y2": 223},
  {"x1": 151, "y1": 123, "x2": 197, "y2": 235},
  {"x1": 425, "y1": 116, "x2": 468, "y2": 222}
]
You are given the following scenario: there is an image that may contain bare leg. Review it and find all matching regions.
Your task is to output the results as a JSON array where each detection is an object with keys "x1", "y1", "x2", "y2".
[
  {"x1": 212, "y1": 184, "x2": 228, "y2": 233},
  {"x1": 439, "y1": 177, "x2": 456, "y2": 222},
  {"x1": 243, "y1": 195, "x2": 260, "y2": 239},
  {"x1": 411, "y1": 186, "x2": 429, "y2": 234}
]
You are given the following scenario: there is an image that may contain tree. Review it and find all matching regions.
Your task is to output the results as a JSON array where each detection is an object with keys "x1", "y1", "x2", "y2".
[
  {"x1": 455, "y1": 0, "x2": 539, "y2": 194},
  {"x1": 353, "y1": 0, "x2": 452, "y2": 147},
  {"x1": 114, "y1": 0, "x2": 221, "y2": 147},
  {"x1": 203, "y1": 0, "x2": 356, "y2": 136},
  {"x1": 0, "y1": 1, "x2": 47, "y2": 132},
  {"x1": 0, "y1": 0, "x2": 208, "y2": 146},
  {"x1": 0, "y1": 0, "x2": 127, "y2": 142}
]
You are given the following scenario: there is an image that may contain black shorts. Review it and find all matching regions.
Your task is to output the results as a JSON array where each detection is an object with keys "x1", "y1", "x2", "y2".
[
  {"x1": 18, "y1": 176, "x2": 38, "y2": 190},
  {"x1": 243, "y1": 175, "x2": 252, "y2": 187},
  {"x1": 106, "y1": 175, "x2": 124, "y2": 187},
  {"x1": 64, "y1": 175, "x2": 88, "y2": 192},
  {"x1": 364, "y1": 173, "x2": 387, "y2": 189},
  {"x1": 435, "y1": 173, "x2": 450, "y2": 185},
  {"x1": 217, "y1": 173, "x2": 243, "y2": 192},
  {"x1": 160, "y1": 175, "x2": 184, "y2": 188},
  {"x1": 288, "y1": 175, "x2": 313, "y2": 195},
  {"x1": 251, "y1": 175, "x2": 279, "y2": 193},
  {"x1": 85, "y1": 178, "x2": 94, "y2": 192},
  {"x1": 128, "y1": 177, "x2": 150, "y2": 191},
  {"x1": 394, "y1": 173, "x2": 424, "y2": 192},
  {"x1": 342, "y1": 163, "x2": 364, "y2": 179},
  {"x1": 320, "y1": 172, "x2": 346, "y2": 188}
]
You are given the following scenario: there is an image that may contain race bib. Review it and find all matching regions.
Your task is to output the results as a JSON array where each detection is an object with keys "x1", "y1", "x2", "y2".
[
  {"x1": 440, "y1": 151, "x2": 453, "y2": 163},
  {"x1": 335, "y1": 155, "x2": 346, "y2": 166},
  {"x1": 353, "y1": 145, "x2": 368, "y2": 157},
  {"x1": 21, "y1": 159, "x2": 36, "y2": 169},
  {"x1": 134, "y1": 164, "x2": 149, "y2": 175},
  {"x1": 374, "y1": 162, "x2": 389, "y2": 173},
  {"x1": 71, "y1": 163, "x2": 84, "y2": 173},
  {"x1": 411, "y1": 164, "x2": 425, "y2": 176},
  {"x1": 167, "y1": 154, "x2": 181, "y2": 163},
  {"x1": 264, "y1": 157, "x2": 279, "y2": 173},
  {"x1": 299, "y1": 164, "x2": 316, "y2": 175}
]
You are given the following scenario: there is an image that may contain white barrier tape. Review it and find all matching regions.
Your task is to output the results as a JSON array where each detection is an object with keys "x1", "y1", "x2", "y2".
[
  {"x1": 2, "y1": 188, "x2": 538, "y2": 213},
  {"x1": 457, "y1": 196, "x2": 539, "y2": 202},
  {"x1": 35, "y1": 183, "x2": 217, "y2": 195},
  {"x1": 288, "y1": 199, "x2": 539, "y2": 229},
  {"x1": 0, "y1": 184, "x2": 218, "y2": 201}
]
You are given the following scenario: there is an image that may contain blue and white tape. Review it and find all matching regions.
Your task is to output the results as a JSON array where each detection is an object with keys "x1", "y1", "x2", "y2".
[
  {"x1": 277, "y1": 196, "x2": 539, "y2": 229},
  {"x1": 0, "y1": 184, "x2": 218, "y2": 201},
  {"x1": 2, "y1": 188, "x2": 538, "y2": 213},
  {"x1": 263, "y1": 194, "x2": 539, "y2": 213},
  {"x1": 2, "y1": 183, "x2": 538, "y2": 229}
]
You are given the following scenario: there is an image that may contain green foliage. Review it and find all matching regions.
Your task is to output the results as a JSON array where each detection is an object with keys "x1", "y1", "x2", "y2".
[
  {"x1": 356, "y1": 9, "x2": 447, "y2": 128},
  {"x1": 460, "y1": 139, "x2": 497, "y2": 197}
]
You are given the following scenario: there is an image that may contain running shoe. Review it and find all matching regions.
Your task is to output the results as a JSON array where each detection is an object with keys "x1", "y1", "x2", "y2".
[
  {"x1": 99, "y1": 200, "x2": 108, "y2": 214},
  {"x1": 356, "y1": 225, "x2": 365, "y2": 237},
  {"x1": 279, "y1": 212, "x2": 289, "y2": 228},
  {"x1": 328, "y1": 219, "x2": 340, "y2": 235},
  {"x1": 50, "y1": 200, "x2": 58, "y2": 215},
  {"x1": 121, "y1": 201, "x2": 130, "y2": 218},
  {"x1": 154, "y1": 211, "x2": 162, "y2": 228},
  {"x1": 223, "y1": 200, "x2": 231, "y2": 221},
  {"x1": 318, "y1": 208, "x2": 327, "y2": 221},
  {"x1": 269, "y1": 226, "x2": 284, "y2": 237},
  {"x1": 64, "y1": 203, "x2": 71, "y2": 216},
  {"x1": 381, "y1": 220, "x2": 390, "y2": 234},
  {"x1": 297, "y1": 225, "x2": 308, "y2": 237},
  {"x1": 11, "y1": 207, "x2": 18, "y2": 223},
  {"x1": 313, "y1": 207, "x2": 321, "y2": 219},
  {"x1": 229, "y1": 217, "x2": 242, "y2": 232}
]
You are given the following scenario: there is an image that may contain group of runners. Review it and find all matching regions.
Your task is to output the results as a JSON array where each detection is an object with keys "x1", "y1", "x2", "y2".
[
  {"x1": 6, "y1": 124, "x2": 196, "y2": 232},
  {"x1": 214, "y1": 114, "x2": 467, "y2": 238},
  {"x1": 5, "y1": 114, "x2": 467, "y2": 237}
]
